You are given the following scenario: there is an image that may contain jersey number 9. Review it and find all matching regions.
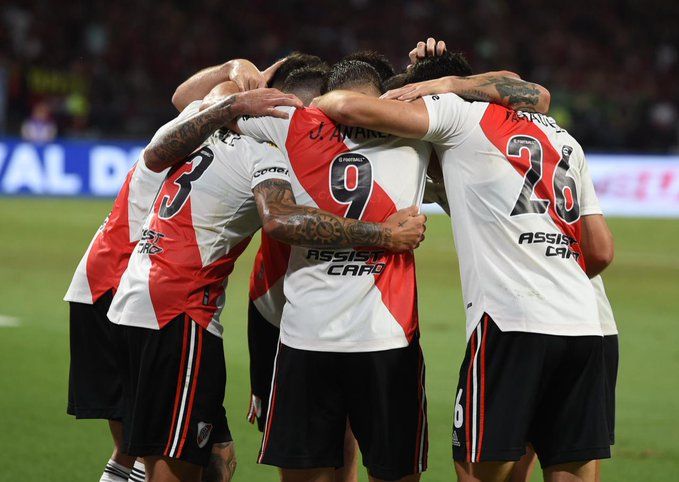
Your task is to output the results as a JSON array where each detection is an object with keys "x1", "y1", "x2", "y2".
[{"x1": 329, "y1": 153, "x2": 373, "y2": 220}]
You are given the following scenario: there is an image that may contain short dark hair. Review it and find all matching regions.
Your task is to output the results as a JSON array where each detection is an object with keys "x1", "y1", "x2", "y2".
[
  {"x1": 322, "y1": 60, "x2": 383, "y2": 95},
  {"x1": 383, "y1": 73, "x2": 409, "y2": 91},
  {"x1": 342, "y1": 50, "x2": 395, "y2": 83},
  {"x1": 269, "y1": 52, "x2": 325, "y2": 89},
  {"x1": 282, "y1": 65, "x2": 330, "y2": 105},
  {"x1": 407, "y1": 52, "x2": 473, "y2": 83}
]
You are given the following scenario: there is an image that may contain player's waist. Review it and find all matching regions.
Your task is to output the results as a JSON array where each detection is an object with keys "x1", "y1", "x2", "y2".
[{"x1": 279, "y1": 331, "x2": 410, "y2": 353}]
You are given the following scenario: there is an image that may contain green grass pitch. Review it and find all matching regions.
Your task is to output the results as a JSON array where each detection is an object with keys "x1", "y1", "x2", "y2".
[{"x1": 0, "y1": 198, "x2": 678, "y2": 481}]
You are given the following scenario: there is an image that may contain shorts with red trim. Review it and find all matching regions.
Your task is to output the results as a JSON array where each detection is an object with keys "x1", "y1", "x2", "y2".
[
  {"x1": 67, "y1": 290, "x2": 124, "y2": 420},
  {"x1": 111, "y1": 314, "x2": 229, "y2": 467},
  {"x1": 452, "y1": 314, "x2": 611, "y2": 469},
  {"x1": 258, "y1": 337, "x2": 428, "y2": 481},
  {"x1": 246, "y1": 299, "x2": 280, "y2": 432}
]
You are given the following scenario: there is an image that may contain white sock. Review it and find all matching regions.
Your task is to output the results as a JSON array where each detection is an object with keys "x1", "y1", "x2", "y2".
[
  {"x1": 128, "y1": 460, "x2": 146, "y2": 482},
  {"x1": 100, "y1": 459, "x2": 131, "y2": 482}
]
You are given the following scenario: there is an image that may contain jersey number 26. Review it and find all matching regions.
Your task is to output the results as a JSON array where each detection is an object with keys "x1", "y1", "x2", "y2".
[{"x1": 507, "y1": 136, "x2": 580, "y2": 223}]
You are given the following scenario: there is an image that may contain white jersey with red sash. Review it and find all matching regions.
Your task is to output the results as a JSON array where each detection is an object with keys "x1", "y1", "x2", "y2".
[
  {"x1": 423, "y1": 94, "x2": 603, "y2": 339},
  {"x1": 108, "y1": 131, "x2": 290, "y2": 338},
  {"x1": 238, "y1": 107, "x2": 431, "y2": 352}
]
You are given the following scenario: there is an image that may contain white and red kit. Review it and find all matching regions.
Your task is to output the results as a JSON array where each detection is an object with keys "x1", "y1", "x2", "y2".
[
  {"x1": 62, "y1": 100, "x2": 206, "y2": 304},
  {"x1": 107, "y1": 131, "x2": 291, "y2": 338},
  {"x1": 422, "y1": 94, "x2": 604, "y2": 339},
  {"x1": 249, "y1": 232, "x2": 290, "y2": 327},
  {"x1": 238, "y1": 107, "x2": 431, "y2": 352}
]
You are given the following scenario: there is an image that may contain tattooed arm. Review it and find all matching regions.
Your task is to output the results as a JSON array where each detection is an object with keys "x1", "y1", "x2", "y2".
[
  {"x1": 315, "y1": 74, "x2": 549, "y2": 139},
  {"x1": 382, "y1": 72, "x2": 551, "y2": 113},
  {"x1": 144, "y1": 88, "x2": 303, "y2": 172},
  {"x1": 253, "y1": 179, "x2": 426, "y2": 251}
]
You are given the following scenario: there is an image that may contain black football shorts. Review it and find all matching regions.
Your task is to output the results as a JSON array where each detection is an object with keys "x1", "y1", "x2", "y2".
[
  {"x1": 452, "y1": 314, "x2": 611, "y2": 468},
  {"x1": 258, "y1": 337, "x2": 428, "y2": 481},
  {"x1": 111, "y1": 314, "x2": 229, "y2": 467},
  {"x1": 67, "y1": 290, "x2": 124, "y2": 420}
]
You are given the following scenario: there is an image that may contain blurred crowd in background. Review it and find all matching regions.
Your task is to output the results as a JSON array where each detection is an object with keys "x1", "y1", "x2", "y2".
[{"x1": 1, "y1": 0, "x2": 677, "y2": 152}]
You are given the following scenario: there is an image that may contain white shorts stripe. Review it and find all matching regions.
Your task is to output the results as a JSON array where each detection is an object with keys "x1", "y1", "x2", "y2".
[
  {"x1": 470, "y1": 322, "x2": 482, "y2": 462},
  {"x1": 169, "y1": 321, "x2": 197, "y2": 457}
]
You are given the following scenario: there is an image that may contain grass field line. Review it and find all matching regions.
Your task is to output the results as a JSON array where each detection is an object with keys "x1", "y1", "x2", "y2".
[{"x1": 0, "y1": 315, "x2": 20, "y2": 327}]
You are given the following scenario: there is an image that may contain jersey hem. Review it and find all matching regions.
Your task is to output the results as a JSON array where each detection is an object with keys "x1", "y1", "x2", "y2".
[
  {"x1": 280, "y1": 333, "x2": 409, "y2": 353},
  {"x1": 484, "y1": 320, "x2": 604, "y2": 338}
]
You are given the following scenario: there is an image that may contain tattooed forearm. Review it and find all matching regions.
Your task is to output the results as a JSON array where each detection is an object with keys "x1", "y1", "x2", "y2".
[
  {"x1": 477, "y1": 76, "x2": 542, "y2": 111},
  {"x1": 144, "y1": 95, "x2": 237, "y2": 172},
  {"x1": 454, "y1": 89, "x2": 493, "y2": 102},
  {"x1": 254, "y1": 179, "x2": 392, "y2": 248},
  {"x1": 456, "y1": 75, "x2": 547, "y2": 112}
]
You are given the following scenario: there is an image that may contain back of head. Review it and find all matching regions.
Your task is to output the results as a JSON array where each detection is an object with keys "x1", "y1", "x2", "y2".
[
  {"x1": 383, "y1": 73, "x2": 408, "y2": 91},
  {"x1": 282, "y1": 65, "x2": 330, "y2": 106},
  {"x1": 342, "y1": 50, "x2": 395, "y2": 83},
  {"x1": 322, "y1": 60, "x2": 383, "y2": 97},
  {"x1": 407, "y1": 51, "x2": 473, "y2": 83},
  {"x1": 269, "y1": 52, "x2": 325, "y2": 89}
]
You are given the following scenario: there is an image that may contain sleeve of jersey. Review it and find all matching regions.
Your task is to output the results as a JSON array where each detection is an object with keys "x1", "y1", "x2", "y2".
[
  {"x1": 421, "y1": 93, "x2": 472, "y2": 146},
  {"x1": 236, "y1": 108, "x2": 293, "y2": 149},
  {"x1": 578, "y1": 150, "x2": 603, "y2": 216},
  {"x1": 250, "y1": 143, "x2": 292, "y2": 190}
]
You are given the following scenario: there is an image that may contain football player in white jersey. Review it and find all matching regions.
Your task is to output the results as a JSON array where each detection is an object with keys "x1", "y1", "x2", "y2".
[
  {"x1": 172, "y1": 54, "x2": 363, "y2": 482},
  {"x1": 107, "y1": 85, "x2": 425, "y2": 482},
  {"x1": 213, "y1": 60, "x2": 434, "y2": 482},
  {"x1": 315, "y1": 52, "x2": 615, "y2": 481}
]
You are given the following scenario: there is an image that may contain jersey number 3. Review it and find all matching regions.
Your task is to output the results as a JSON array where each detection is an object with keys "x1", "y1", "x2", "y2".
[
  {"x1": 507, "y1": 136, "x2": 580, "y2": 223},
  {"x1": 329, "y1": 153, "x2": 373, "y2": 219},
  {"x1": 159, "y1": 147, "x2": 215, "y2": 219}
]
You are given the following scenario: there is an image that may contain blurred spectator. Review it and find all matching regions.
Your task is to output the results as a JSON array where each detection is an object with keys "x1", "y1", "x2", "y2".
[
  {"x1": 1, "y1": 0, "x2": 677, "y2": 152},
  {"x1": 21, "y1": 102, "x2": 57, "y2": 143}
]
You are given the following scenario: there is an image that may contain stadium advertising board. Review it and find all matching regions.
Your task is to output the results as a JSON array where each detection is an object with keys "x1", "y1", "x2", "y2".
[{"x1": 0, "y1": 138, "x2": 678, "y2": 217}]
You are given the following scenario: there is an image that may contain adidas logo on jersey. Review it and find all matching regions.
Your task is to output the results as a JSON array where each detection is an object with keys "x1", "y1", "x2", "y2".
[
  {"x1": 197, "y1": 422, "x2": 213, "y2": 449},
  {"x1": 452, "y1": 430, "x2": 461, "y2": 447}
]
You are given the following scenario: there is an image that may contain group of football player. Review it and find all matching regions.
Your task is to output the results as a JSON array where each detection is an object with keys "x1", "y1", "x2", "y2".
[{"x1": 65, "y1": 37, "x2": 617, "y2": 482}]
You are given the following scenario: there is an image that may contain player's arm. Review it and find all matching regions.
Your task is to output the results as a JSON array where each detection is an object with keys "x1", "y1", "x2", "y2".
[
  {"x1": 253, "y1": 179, "x2": 426, "y2": 251},
  {"x1": 576, "y1": 147, "x2": 614, "y2": 277},
  {"x1": 580, "y1": 214, "x2": 614, "y2": 278},
  {"x1": 144, "y1": 88, "x2": 302, "y2": 172},
  {"x1": 315, "y1": 91, "x2": 430, "y2": 139},
  {"x1": 382, "y1": 73, "x2": 551, "y2": 113},
  {"x1": 172, "y1": 58, "x2": 286, "y2": 111}
]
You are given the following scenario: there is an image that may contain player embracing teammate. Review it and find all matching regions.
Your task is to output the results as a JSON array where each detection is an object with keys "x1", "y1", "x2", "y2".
[
  {"x1": 316, "y1": 39, "x2": 616, "y2": 482},
  {"x1": 65, "y1": 38, "x2": 617, "y2": 482}
]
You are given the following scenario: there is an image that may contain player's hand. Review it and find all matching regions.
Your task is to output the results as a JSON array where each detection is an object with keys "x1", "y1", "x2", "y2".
[
  {"x1": 383, "y1": 206, "x2": 427, "y2": 252},
  {"x1": 262, "y1": 57, "x2": 288, "y2": 86},
  {"x1": 407, "y1": 37, "x2": 446, "y2": 70},
  {"x1": 231, "y1": 88, "x2": 304, "y2": 120},
  {"x1": 381, "y1": 76, "x2": 455, "y2": 101},
  {"x1": 229, "y1": 59, "x2": 267, "y2": 91}
]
